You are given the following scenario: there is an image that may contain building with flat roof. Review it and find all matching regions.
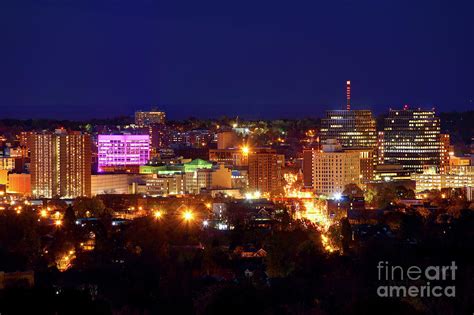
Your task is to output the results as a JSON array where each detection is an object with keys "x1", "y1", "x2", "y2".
[
  {"x1": 135, "y1": 109, "x2": 166, "y2": 127},
  {"x1": 383, "y1": 108, "x2": 441, "y2": 173},
  {"x1": 248, "y1": 149, "x2": 284, "y2": 195},
  {"x1": 311, "y1": 140, "x2": 361, "y2": 197},
  {"x1": 320, "y1": 110, "x2": 377, "y2": 149},
  {"x1": 98, "y1": 134, "x2": 150, "y2": 172},
  {"x1": 30, "y1": 131, "x2": 91, "y2": 198}
]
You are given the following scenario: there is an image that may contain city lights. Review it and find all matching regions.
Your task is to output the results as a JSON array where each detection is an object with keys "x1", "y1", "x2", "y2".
[
  {"x1": 182, "y1": 210, "x2": 194, "y2": 222},
  {"x1": 55, "y1": 219, "x2": 62, "y2": 227},
  {"x1": 153, "y1": 210, "x2": 163, "y2": 219},
  {"x1": 241, "y1": 145, "x2": 250, "y2": 156},
  {"x1": 245, "y1": 191, "x2": 261, "y2": 200}
]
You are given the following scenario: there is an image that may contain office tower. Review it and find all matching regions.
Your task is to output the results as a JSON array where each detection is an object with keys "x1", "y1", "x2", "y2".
[
  {"x1": 320, "y1": 110, "x2": 377, "y2": 149},
  {"x1": 383, "y1": 108, "x2": 441, "y2": 173},
  {"x1": 248, "y1": 148, "x2": 284, "y2": 195},
  {"x1": 439, "y1": 133, "x2": 451, "y2": 174},
  {"x1": 311, "y1": 140, "x2": 361, "y2": 197},
  {"x1": 31, "y1": 131, "x2": 91, "y2": 198},
  {"x1": 97, "y1": 135, "x2": 150, "y2": 172},
  {"x1": 135, "y1": 109, "x2": 166, "y2": 127}
]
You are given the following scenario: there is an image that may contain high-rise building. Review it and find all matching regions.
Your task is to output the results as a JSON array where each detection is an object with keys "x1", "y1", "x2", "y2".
[
  {"x1": 439, "y1": 134, "x2": 451, "y2": 174},
  {"x1": 320, "y1": 110, "x2": 377, "y2": 149},
  {"x1": 310, "y1": 140, "x2": 361, "y2": 197},
  {"x1": 97, "y1": 135, "x2": 150, "y2": 172},
  {"x1": 135, "y1": 109, "x2": 166, "y2": 127},
  {"x1": 383, "y1": 108, "x2": 441, "y2": 173},
  {"x1": 30, "y1": 131, "x2": 91, "y2": 198},
  {"x1": 248, "y1": 148, "x2": 284, "y2": 195}
]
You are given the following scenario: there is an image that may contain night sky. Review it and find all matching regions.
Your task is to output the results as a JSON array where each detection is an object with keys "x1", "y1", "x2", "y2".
[{"x1": 1, "y1": 0, "x2": 473, "y2": 120}]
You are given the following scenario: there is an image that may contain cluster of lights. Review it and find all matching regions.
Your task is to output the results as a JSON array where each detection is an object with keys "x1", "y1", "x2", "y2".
[
  {"x1": 57, "y1": 249, "x2": 75, "y2": 272},
  {"x1": 245, "y1": 191, "x2": 262, "y2": 200}
]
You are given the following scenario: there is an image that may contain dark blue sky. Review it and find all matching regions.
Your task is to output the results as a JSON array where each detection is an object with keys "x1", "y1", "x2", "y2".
[{"x1": 1, "y1": 0, "x2": 473, "y2": 120}]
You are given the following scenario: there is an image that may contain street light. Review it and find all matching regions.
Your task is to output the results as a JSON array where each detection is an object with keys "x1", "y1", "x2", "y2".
[
  {"x1": 182, "y1": 210, "x2": 194, "y2": 222},
  {"x1": 153, "y1": 210, "x2": 163, "y2": 219},
  {"x1": 55, "y1": 219, "x2": 62, "y2": 227}
]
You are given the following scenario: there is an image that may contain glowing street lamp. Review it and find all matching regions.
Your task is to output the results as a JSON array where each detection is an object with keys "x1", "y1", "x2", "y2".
[
  {"x1": 241, "y1": 145, "x2": 250, "y2": 156},
  {"x1": 153, "y1": 210, "x2": 163, "y2": 219},
  {"x1": 55, "y1": 219, "x2": 63, "y2": 227},
  {"x1": 182, "y1": 210, "x2": 194, "y2": 222},
  {"x1": 40, "y1": 210, "x2": 48, "y2": 218}
]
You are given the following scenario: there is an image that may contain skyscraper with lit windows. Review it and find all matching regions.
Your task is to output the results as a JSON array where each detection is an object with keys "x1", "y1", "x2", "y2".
[
  {"x1": 383, "y1": 108, "x2": 441, "y2": 173},
  {"x1": 31, "y1": 130, "x2": 91, "y2": 198},
  {"x1": 320, "y1": 110, "x2": 377, "y2": 149}
]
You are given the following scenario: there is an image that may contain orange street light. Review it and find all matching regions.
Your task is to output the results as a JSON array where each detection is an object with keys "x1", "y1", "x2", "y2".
[
  {"x1": 182, "y1": 210, "x2": 194, "y2": 222},
  {"x1": 153, "y1": 210, "x2": 163, "y2": 219}
]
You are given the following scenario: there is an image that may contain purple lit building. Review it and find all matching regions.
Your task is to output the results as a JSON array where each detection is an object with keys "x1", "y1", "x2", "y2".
[{"x1": 97, "y1": 135, "x2": 150, "y2": 172}]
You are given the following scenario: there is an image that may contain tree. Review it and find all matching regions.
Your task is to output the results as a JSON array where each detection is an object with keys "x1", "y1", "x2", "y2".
[
  {"x1": 340, "y1": 217, "x2": 352, "y2": 253},
  {"x1": 343, "y1": 183, "x2": 364, "y2": 199},
  {"x1": 74, "y1": 197, "x2": 107, "y2": 218},
  {"x1": 395, "y1": 185, "x2": 415, "y2": 199}
]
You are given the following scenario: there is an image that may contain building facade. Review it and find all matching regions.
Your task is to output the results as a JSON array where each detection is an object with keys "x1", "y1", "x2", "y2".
[
  {"x1": 30, "y1": 131, "x2": 91, "y2": 198},
  {"x1": 248, "y1": 149, "x2": 284, "y2": 195},
  {"x1": 412, "y1": 166, "x2": 474, "y2": 192},
  {"x1": 383, "y1": 108, "x2": 441, "y2": 173},
  {"x1": 320, "y1": 110, "x2": 377, "y2": 149},
  {"x1": 135, "y1": 109, "x2": 166, "y2": 127},
  {"x1": 311, "y1": 141, "x2": 361, "y2": 197},
  {"x1": 97, "y1": 135, "x2": 150, "y2": 172}
]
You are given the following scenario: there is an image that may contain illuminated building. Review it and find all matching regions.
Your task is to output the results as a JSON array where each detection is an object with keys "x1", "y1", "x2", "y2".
[
  {"x1": 377, "y1": 131, "x2": 384, "y2": 164},
  {"x1": 439, "y1": 133, "x2": 451, "y2": 174},
  {"x1": 209, "y1": 148, "x2": 248, "y2": 167},
  {"x1": 349, "y1": 149, "x2": 375, "y2": 185},
  {"x1": 185, "y1": 169, "x2": 213, "y2": 194},
  {"x1": 320, "y1": 110, "x2": 377, "y2": 149},
  {"x1": 0, "y1": 170, "x2": 7, "y2": 186},
  {"x1": 383, "y1": 108, "x2": 440, "y2": 173},
  {"x1": 412, "y1": 166, "x2": 474, "y2": 192},
  {"x1": 211, "y1": 163, "x2": 232, "y2": 189},
  {"x1": 30, "y1": 131, "x2": 91, "y2": 198},
  {"x1": 135, "y1": 109, "x2": 166, "y2": 127},
  {"x1": 311, "y1": 140, "x2": 361, "y2": 197},
  {"x1": 248, "y1": 148, "x2": 284, "y2": 194},
  {"x1": 217, "y1": 131, "x2": 240, "y2": 149},
  {"x1": 142, "y1": 159, "x2": 230, "y2": 195},
  {"x1": 449, "y1": 155, "x2": 471, "y2": 166},
  {"x1": 146, "y1": 174, "x2": 186, "y2": 195},
  {"x1": 97, "y1": 134, "x2": 150, "y2": 171},
  {"x1": 0, "y1": 157, "x2": 15, "y2": 171},
  {"x1": 7, "y1": 173, "x2": 31, "y2": 196},
  {"x1": 91, "y1": 174, "x2": 130, "y2": 196},
  {"x1": 374, "y1": 164, "x2": 412, "y2": 182}
]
